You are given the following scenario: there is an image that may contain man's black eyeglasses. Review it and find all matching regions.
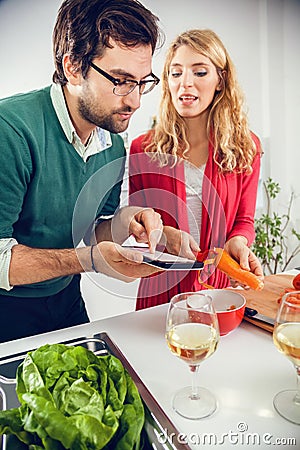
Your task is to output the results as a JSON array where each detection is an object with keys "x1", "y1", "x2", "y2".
[{"x1": 90, "y1": 62, "x2": 160, "y2": 96}]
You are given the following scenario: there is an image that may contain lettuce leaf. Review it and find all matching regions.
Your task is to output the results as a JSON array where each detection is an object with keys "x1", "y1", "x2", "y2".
[{"x1": 0, "y1": 343, "x2": 145, "y2": 449}]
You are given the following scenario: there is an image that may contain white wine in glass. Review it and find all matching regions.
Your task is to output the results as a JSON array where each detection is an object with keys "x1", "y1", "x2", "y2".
[
  {"x1": 166, "y1": 292, "x2": 219, "y2": 419},
  {"x1": 273, "y1": 290, "x2": 300, "y2": 425}
]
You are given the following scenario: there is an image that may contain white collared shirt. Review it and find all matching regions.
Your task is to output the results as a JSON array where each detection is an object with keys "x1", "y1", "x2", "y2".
[{"x1": 50, "y1": 83, "x2": 112, "y2": 162}]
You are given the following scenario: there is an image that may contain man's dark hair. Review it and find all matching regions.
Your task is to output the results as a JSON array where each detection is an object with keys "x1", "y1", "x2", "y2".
[{"x1": 52, "y1": 0, "x2": 164, "y2": 85}]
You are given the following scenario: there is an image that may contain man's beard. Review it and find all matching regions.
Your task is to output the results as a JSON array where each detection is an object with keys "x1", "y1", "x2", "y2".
[{"x1": 78, "y1": 96, "x2": 131, "y2": 134}]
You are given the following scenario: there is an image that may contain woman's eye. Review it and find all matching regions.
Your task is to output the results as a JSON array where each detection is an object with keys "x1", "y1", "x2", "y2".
[
  {"x1": 194, "y1": 70, "x2": 207, "y2": 77},
  {"x1": 171, "y1": 72, "x2": 182, "y2": 78}
]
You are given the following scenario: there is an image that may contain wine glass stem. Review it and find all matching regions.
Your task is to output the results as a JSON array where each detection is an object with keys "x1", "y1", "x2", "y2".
[
  {"x1": 190, "y1": 365, "x2": 200, "y2": 400},
  {"x1": 295, "y1": 367, "x2": 300, "y2": 406}
]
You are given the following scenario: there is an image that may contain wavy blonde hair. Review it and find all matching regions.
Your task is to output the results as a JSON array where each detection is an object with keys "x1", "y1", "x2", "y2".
[{"x1": 145, "y1": 29, "x2": 257, "y2": 172}]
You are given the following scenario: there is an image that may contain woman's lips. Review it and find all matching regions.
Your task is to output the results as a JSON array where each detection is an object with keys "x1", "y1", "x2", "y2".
[{"x1": 179, "y1": 95, "x2": 198, "y2": 106}]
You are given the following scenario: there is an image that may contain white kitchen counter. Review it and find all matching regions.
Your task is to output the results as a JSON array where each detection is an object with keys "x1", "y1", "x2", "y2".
[{"x1": 1, "y1": 296, "x2": 299, "y2": 449}]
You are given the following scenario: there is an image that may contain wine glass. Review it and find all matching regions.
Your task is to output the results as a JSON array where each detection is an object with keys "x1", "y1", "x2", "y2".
[
  {"x1": 273, "y1": 290, "x2": 300, "y2": 425},
  {"x1": 165, "y1": 292, "x2": 220, "y2": 419}
]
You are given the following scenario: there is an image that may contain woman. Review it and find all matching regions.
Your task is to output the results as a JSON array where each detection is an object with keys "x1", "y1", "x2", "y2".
[{"x1": 129, "y1": 29, "x2": 263, "y2": 310}]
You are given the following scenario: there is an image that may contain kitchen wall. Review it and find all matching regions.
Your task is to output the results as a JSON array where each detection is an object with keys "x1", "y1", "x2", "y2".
[{"x1": 0, "y1": 0, "x2": 299, "y2": 320}]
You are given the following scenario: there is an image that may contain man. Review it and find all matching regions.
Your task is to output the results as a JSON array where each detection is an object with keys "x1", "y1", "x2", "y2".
[{"x1": 0, "y1": 0, "x2": 165, "y2": 342}]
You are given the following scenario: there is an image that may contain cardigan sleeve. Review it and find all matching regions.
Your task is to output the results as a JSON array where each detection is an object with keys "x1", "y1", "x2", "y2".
[
  {"x1": 129, "y1": 134, "x2": 153, "y2": 208},
  {"x1": 226, "y1": 136, "x2": 262, "y2": 246}
]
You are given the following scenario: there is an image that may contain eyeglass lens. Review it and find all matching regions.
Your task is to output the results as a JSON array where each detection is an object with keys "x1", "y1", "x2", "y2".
[{"x1": 114, "y1": 80, "x2": 157, "y2": 96}]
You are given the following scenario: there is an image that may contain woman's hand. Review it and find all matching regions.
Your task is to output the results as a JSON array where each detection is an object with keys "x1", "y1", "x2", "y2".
[
  {"x1": 161, "y1": 226, "x2": 200, "y2": 259},
  {"x1": 224, "y1": 236, "x2": 264, "y2": 288}
]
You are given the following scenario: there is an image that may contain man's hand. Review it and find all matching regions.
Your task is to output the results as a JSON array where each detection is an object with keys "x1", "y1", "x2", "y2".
[
  {"x1": 8, "y1": 241, "x2": 161, "y2": 287},
  {"x1": 91, "y1": 241, "x2": 162, "y2": 282},
  {"x1": 129, "y1": 207, "x2": 163, "y2": 253},
  {"x1": 96, "y1": 206, "x2": 163, "y2": 252}
]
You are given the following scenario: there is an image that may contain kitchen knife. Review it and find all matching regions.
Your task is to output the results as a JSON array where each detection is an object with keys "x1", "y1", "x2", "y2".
[{"x1": 244, "y1": 306, "x2": 275, "y2": 327}]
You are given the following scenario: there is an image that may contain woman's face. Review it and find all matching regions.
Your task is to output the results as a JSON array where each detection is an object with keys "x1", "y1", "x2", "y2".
[{"x1": 168, "y1": 44, "x2": 221, "y2": 120}]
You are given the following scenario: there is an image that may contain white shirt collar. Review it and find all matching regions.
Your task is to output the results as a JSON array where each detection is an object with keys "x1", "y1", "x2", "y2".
[{"x1": 50, "y1": 83, "x2": 112, "y2": 162}]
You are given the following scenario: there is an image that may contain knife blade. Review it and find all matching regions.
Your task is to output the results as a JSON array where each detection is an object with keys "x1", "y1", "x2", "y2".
[{"x1": 244, "y1": 306, "x2": 275, "y2": 327}]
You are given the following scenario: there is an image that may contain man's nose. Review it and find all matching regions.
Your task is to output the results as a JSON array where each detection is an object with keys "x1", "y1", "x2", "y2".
[{"x1": 123, "y1": 87, "x2": 141, "y2": 110}]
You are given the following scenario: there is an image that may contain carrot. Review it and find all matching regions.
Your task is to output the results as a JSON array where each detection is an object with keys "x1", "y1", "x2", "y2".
[
  {"x1": 277, "y1": 288, "x2": 298, "y2": 303},
  {"x1": 214, "y1": 247, "x2": 264, "y2": 291},
  {"x1": 292, "y1": 273, "x2": 300, "y2": 290},
  {"x1": 287, "y1": 295, "x2": 300, "y2": 305},
  {"x1": 196, "y1": 250, "x2": 209, "y2": 262}
]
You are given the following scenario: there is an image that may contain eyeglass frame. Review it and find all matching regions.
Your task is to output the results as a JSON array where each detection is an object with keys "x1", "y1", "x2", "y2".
[{"x1": 90, "y1": 62, "x2": 160, "y2": 96}]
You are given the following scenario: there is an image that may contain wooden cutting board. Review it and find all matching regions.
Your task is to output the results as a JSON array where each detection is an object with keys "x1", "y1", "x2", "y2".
[{"x1": 230, "y1": 274, "x2": 295, "y2": 332}]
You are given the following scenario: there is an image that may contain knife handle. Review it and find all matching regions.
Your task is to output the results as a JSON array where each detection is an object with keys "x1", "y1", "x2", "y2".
[{"x1": 244, "y1": 306, "x2": 258, "y2": 317}]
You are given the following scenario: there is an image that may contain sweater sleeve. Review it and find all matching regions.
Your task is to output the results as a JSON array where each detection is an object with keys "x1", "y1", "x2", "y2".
[
  {"x1": 0, "y1": 115, "x2": 33, "y2": 290},
  {"x1": 0, "y1": 115, "x2": 32, "y2": 239}
]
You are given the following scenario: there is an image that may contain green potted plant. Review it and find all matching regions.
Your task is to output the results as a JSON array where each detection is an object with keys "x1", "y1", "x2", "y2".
[{"x1": 252, "y1": 177, "x2": 300, "y2": 275}]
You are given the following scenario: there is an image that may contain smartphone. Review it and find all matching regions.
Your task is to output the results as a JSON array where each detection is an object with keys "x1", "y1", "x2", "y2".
[{"x1": 123, "y1": 246, "x2": 204, "y2": 270}]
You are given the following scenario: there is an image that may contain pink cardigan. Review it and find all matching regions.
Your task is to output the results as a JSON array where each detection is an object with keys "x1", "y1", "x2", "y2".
[{"x1": 129, "y1": 133, "x2": 261, "y2": 310}]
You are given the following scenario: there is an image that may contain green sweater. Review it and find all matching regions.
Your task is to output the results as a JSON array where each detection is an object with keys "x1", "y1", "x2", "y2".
[{"x1": 0, "y1": 86, "x2": 125, "y2": 297}]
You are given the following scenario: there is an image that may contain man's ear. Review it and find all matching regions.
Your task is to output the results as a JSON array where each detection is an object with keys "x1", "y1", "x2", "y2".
[{"x1": 63, "y1": 54, "x2": 81, "y2": 85}]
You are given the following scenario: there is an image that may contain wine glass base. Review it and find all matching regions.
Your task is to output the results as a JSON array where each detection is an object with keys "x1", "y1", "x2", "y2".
[
  {"x1": 273, "y1": 389, "x2": 300, "y2": 425},
  {"x1": 172, "y1": 386, "x2": 217, "y2": 420}
]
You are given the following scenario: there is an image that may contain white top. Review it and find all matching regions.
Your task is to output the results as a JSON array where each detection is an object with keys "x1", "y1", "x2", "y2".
[
  {"x1": 184, "y1": 161, "x2": 205, "y2": 243},
  {"x1": 1, "y1": 272, "x2": 299, "y2": 450}
]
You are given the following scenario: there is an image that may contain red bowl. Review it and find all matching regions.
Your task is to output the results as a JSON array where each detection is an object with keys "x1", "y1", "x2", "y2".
[{"x1": 207, "y1": 289, "x2": 246, "y2": 336}]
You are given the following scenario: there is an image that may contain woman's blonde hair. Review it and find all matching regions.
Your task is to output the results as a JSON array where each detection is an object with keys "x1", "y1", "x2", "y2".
[{"x1": 145, "y1": 29, "x2": 257, "y2": 172}]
